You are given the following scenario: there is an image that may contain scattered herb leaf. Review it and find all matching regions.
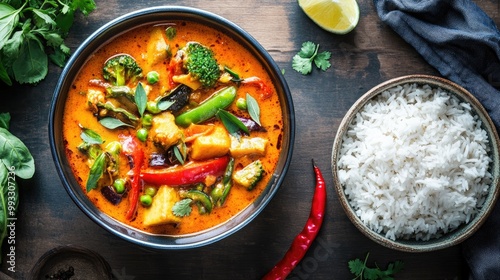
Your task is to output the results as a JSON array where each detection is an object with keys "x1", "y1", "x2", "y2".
[
  {"x1": 172, "y1": 198, "x2": 193, "y2": 217},
  {"x1": 79, "y1": 126, "x2": 103, "y2": 145},
  {"x1": 292, "y1": 41, "x2": 331, "y2": 75},
  {"x1": 158, "y1": 100, "x2": 174, "y2": 111},
  {"x1": 216, "y1": 109, "x2": 249, "y2": 137},
  {"x1": 0, "y1": 112, "x2": 34, "y2": 263},
  {"x1": 86, "y1": 152, "x2": 106, "y2": 192},
  {"x1": 165, "y1": 26, "x2": 176, "y2": 40},
  {"x1": 173, "y1": 144, "x2": 186, "y2": 165},
  {"x1": 246, "y1": 93, "x2": 261, "y2": 126},
  {"x1": 348, "y1": 252, "x2": 404, "y2": 280},
  {"x1": 99, "y1": 117, "x2": 134, "y2": 130},
  {"x1": 134, "y1": 82, "x2": 147, "y2": 117}
]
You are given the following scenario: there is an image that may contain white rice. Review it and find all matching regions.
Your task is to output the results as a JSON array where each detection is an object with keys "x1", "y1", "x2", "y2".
[{"x1": 337, "y1": 83, "x2": 492, "y2": 241}]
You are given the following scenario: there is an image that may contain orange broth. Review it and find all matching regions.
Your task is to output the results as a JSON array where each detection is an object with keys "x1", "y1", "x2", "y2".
[{"x1": 62, "y1": 21, "x2": 283, "y2": 235}]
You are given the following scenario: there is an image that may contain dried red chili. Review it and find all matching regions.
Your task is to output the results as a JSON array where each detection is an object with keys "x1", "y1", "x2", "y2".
[{"x1": 262, "y1": 160, "x2": 327, "y2": 280}]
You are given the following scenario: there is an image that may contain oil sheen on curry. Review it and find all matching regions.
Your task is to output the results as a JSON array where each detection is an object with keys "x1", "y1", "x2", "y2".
[{"x1": 62, "y1": 21, "x2": 283, "y2": 235}]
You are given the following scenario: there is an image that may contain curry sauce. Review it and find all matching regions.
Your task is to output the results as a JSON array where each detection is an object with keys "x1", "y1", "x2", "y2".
[{"x1": 62, "y1": 21, "x2": 283, "y2": 235}]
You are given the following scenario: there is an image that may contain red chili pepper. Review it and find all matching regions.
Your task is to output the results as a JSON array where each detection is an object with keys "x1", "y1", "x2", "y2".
[
  {"x1": 241, "y1": 76, "x2": 273, "y2": 99},
  {"x1": 262, "y1": 160, "x2": 326, "y2": 280},
  {"x1": 141, "y1": 156, "x2": 230, "y2": 186},
  {"x1": 119, "y1": 135, "x2": 144, "y2": 221}
]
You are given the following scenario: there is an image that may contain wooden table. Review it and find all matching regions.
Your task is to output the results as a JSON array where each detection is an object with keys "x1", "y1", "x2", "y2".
[{"x1": 1, "y1": 0, "x2": 498, "y2": 279}]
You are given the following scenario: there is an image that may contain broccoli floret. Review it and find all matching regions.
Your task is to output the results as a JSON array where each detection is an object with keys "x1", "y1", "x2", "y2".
[
  {"x1": 232, "y1": 160, "x2": 264, "y2": 190},
  {"x1": 183, "y1": 42, "x2": 220, "y2": 88},
  {"x1": 103, "y1": 54, "x2": 143, "y2": 86}
]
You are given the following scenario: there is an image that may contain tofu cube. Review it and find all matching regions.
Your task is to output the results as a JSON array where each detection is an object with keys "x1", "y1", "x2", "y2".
[
  {"x1": 150, "y1": 112, "x2": 182, "y2": 150},
  {"x1": 190, "y1": 125, "x2": 230, "y2": 160},
  {"x1": 143, "y1": 186, "x2": 181, "y2": 226},
  {"x1": 229, "y1": 136, "x2": 268, "y2": 158}
]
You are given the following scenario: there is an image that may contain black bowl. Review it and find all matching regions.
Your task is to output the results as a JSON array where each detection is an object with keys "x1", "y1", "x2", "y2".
[{"x1": 49, "y1": 6, "x2": 294, "y2": 249}]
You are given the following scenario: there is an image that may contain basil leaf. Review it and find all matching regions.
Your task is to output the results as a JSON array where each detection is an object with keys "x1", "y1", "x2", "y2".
[
  {"x1": 12, "y1": 38, "x2": 48, "y2": 84},
  {"x1": 173, "y1": 144, "x2": 186, "y2": 165},
  {"x1": 0, "y1": 164, "x2": 8, "y2": 244},
  {"x1": 0, "y1": 127, "x2": 35, "y2": 179},
  {"x1": 86, "y1": 152, "x2": 106, "y2": 192},
  {"x1": 246, "y1": 93, "x2": 261, "y2": 126},
  {"x1": 216, "y1": 110, "x2": 249, "y2": 137},
  {"x1": 135, "y1": 82, "x2": 147, "y2": 117},
  {"x1": 80, "y1": 127, "x2": 103, "y2": 144},
  {"x1": 0, "y1": 113, "x2": 10, "y2": 130},
  {"x1": 99, "y1": 117, "x2": 134, "y2": 129},
  {"x1": 0, "y1": 3, "x2": 20, "y2": 50},
  {"x1": 158, "y1": 100, "x2": 174, "y2": 111}
]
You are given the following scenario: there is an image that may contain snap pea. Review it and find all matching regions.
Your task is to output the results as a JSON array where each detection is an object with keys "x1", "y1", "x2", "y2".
[{"x1": 175, "y1": 86, "x2": 236, "y2": 127}]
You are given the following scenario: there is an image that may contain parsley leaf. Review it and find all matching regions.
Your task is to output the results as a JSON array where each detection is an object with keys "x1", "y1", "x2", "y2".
[
  {"x1": 0, "y1": 0, "x2": 96, "y2": 86},
  {"x1": 348, "y1": 253, "x2": 404, "y2": 280},
  {"x1": 172, "y1": 198, "x2": 193, "y2": 217},
  {"x1": 292, "y1": 41, "x2": 331, "y2": 75}
]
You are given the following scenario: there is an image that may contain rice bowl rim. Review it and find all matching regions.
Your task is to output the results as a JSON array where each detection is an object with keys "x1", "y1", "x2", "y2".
[{"x1": 331, "y1": 74, "x2": 500, "y2": 252}]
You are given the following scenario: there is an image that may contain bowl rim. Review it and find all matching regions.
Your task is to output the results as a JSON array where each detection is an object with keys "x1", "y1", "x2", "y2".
[
  {"x1": 48, "y1": 6, "x2": 295, "y2": 250},
  {"x1": 331, "y1": 74, "x2": 500, "y2": 252}
]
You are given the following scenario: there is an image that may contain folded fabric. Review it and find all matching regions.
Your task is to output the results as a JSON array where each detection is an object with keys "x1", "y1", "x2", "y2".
[{"x1": 373, "y1": 0, "x2": 500, "y2": 278}]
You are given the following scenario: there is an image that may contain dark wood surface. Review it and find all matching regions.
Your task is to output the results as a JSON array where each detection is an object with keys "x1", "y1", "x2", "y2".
[{"x1": 1, "y1": 0, "x2": 498, "y2": 279}]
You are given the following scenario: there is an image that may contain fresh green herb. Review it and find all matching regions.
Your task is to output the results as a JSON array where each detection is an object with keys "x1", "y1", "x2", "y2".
[
  {"x1": 0, "y1": 0, "x2": 96, "y2": 86},
  {"x1": 99, "y1": 117, "x2": 134, "y2": 130},
  {"x1": 165, "y1": 26, "x2": 176, "y2": 40},
  {"x1": 173, "y1": 144, "x2": 186, "y2": 165},
  {"x1": 158, "y1": 100, "x2": 174, "y2": 111},
  {"x1": 292, "y1": 41, "x2": 331, "y2": 75},
  {"x1": 348, "y1": 252, "x2": 404, "y2": 280},
  {"x1": 86, "y1": 152, "x2": 106, "y2": 192},
  {"x1": 223, "y1": 66, "x2": 243, "y2": 82},
  {"x1": 0, "y1": 113, "x2": 10, "y2": 130},
  {"x1": 216, "y1": 109, "x2": 249, "y2": 137},
  {"x1": 0, "y1": 113, "x2": 34, "y2": 263},
  {"x1": 172, "y1": 198, "x2": 193, "y2": 217},
  {"x1": 245, "y1": 93, "x2": 261, "y2": 126},
  {"x1": 79, "y1": 126, "x2": 103, "y2": 145},
  {"x1": 134, "y1": 82, "x2": 147, "y2": 117}
]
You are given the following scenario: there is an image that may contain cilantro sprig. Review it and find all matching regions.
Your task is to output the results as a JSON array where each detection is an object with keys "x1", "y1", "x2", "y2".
[
  {"x1": 0, "y1": 0, "x2": 97, "y2": 86},
  {"x1": 292, "y1": 41, "x2": 331, "y2": 75},
  {"x1": 348, "y1": 252, "x2": 404, "y2": 280}
]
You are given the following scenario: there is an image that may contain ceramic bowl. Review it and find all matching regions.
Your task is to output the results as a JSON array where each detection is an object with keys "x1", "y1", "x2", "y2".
[
  {"x1": 331, "y1": 75, "x2": 500, "y2": 252},
  {"x1": 49, "y1": 6, "x2": 294, "y2": 249}
]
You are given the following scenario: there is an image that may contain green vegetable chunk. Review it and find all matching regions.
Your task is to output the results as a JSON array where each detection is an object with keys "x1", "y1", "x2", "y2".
[
  {"x1": 183, "y1": 42, "x2": 221, "y2": 88},
  {"x1": 232, "y1": 160, "x2": 264, "y2": 190},
  {"x1": 102, "y1": 54, "x2": 143, "y2": 86},
  {"x1": 175, "y1": 86, "x2": 236, "y2": 127}
]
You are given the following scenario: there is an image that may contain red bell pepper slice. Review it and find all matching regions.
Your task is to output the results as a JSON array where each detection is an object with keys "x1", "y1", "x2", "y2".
[
  {"x1": 119, "y1": 134, "x2": 144, "y2": 220},
  {"x1": 141, "y1": 156, "x2": 230, "y2": 186}
]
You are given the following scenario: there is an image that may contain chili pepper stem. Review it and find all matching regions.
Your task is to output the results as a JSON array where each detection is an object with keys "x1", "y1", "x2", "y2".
[{"x1": 262, "y1": 159, "x2": 327, "y2": 280}]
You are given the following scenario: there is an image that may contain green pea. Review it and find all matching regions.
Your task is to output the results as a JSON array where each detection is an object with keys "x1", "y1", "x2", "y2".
[
  {"x1": 142, "y1": 113, "x2": 153, "y2": 127},
  {"x1": 146, "y1": 71, "x2": 160, "y2": 84},
  {"x1": 140, "y1": 194, "x2": 153, "y2": 207},
  {"x1": 236, "y1": 97, "x2": 247, "y2": 110},
  {"x1": 136, "y1": 128, "x2": 148, "y2": 142},
  {"x1": 113, "y1": 178, "x2": 126, "y2": 194},
  {"x1": 146, "y1": 101, "x2": 161, "y2": 114},
  {"x1": 144, "y1": 186, "x2": 157, "y2": 197}
]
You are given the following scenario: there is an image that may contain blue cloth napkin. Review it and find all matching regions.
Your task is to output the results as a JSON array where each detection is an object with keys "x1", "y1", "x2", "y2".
[{"x1": 373, "y1": 0, "x2": 500, "y2": 278}]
